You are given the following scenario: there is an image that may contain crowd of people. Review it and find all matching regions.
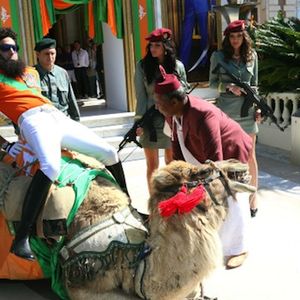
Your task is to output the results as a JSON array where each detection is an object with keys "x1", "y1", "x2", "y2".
[
  {"x1": 0, "y1": 19, "x2": 260, "y2": 280},
  {"x1": 56, "y1": 39, "x2": 104, "y2": 100}
]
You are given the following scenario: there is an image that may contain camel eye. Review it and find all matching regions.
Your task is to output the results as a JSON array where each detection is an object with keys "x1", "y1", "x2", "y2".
[{"x1": 198, "y1": 168, "x2": 213, "y2": 180}]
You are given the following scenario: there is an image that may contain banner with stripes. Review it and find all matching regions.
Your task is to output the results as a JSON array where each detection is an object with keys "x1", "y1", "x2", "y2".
[
  {"x1": 132, "y1": 0, "x2": 154, "y2": 62},
  {"x1": 0, "y1": 0, "x2": 20, "y2": 41},
  {"x1": 30, "y1": 0, "x2": 122, "y2": 43}
]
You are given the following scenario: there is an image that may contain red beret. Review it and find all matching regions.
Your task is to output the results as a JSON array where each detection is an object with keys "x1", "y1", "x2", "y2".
[
  {"x1": 145, "y1": 28, "x2": 172, "y2": 42},
  {"x1": 154, "y1": 65, "x2": 181, "y2": 94},
  {"x1": 224, "y1": 20, "x2": 246, "y2": 36}
]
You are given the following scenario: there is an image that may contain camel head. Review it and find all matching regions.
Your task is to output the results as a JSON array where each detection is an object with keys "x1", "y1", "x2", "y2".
[
  {"x1": 136, "y1": 159, "x2": 256, "y2": 300},
  {"x1": 148, "y1": 159, "x2": 256, "y2": 226}
]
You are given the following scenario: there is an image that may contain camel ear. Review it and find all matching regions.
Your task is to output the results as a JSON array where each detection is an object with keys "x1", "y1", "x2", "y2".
[
  {"x1": 151, "y1": 169, "x2": 177, "y2": 190},
  {"x1": 228, "y1": 180, "x2": 256, "y2": 194}
]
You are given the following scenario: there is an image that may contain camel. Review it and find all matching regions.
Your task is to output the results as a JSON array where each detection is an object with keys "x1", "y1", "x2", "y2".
[
  {"x1": 60, "y1": 159, "x2": 255, "y2": 300},
  {"x1": 0, "y1": 153, "x2": 255, "y2": 300}
]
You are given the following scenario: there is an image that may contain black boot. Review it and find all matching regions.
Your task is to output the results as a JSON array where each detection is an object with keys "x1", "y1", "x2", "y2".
[
  {"x1": 106, "y1": 161, "x2": 129, "y2": 196},
  {"x1": 10, "y1": 170, "x2": 52, "y2": 260}
]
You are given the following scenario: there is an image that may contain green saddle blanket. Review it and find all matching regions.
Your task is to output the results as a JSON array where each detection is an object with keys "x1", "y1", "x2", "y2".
[{"x1": 31, "y1": 155, "x2": 116, "y2": 300}]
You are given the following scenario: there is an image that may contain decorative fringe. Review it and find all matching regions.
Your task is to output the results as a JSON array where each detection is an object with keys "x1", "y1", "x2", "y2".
[{"x1": 62, "y1": 241, "x2": 145, "y2": 287}]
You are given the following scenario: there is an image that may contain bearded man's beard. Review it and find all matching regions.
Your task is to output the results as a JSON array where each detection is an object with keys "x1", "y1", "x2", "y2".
[{"x1": 0, "y1": 55, "x2": 25, "y2": 78}]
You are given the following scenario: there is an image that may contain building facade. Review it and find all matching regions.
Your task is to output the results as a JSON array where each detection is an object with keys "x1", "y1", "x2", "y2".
[{"x1": 0, "y1": 0, "x2": 299, "y2": 113}]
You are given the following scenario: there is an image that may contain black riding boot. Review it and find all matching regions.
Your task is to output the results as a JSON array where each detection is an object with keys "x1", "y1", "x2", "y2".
[
  {"x1": 106, "y1": 161, "x2": 129, "y2": 196},
  {"x1": 10, "y1": 170, "x2": 52, "y2": 260}
]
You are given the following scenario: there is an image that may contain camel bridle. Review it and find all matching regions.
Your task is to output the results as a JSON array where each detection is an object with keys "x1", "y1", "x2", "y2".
[
  {"x1": 160, "y1": 165, "x2": 234, "y2": 209},
  {"x1": 196, "y1": 168, "x2": 233, "y2": 207}
]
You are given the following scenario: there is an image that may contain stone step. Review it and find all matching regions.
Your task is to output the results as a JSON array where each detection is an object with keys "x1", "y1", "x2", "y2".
[
  {"x1": 81, "y1": 112, "x2": 135, "y2": 128},
  {"x1": 0, "y1": 125, "x2": 14, "y2": 140},
  {"x1": 0, "y1": 112, "x2": 135, "y2": 141},
  {"x1": 0, "y1": 112, "x2": 145, "y2": 161},
  {"x1": 90, "y1": 123, "x2": 133, "y2": 138}
]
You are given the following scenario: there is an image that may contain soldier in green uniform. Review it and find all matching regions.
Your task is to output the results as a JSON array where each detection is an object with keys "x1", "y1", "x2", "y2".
[
  {"x1": 209, "y1": 20, "x2": 259, "y2": 218},
  {"x1": 35, "y1": 38, "x2": 80, "y2": 121},
  {"x1": 134, "y1": 28, "x2": 189, "y2": 194}
]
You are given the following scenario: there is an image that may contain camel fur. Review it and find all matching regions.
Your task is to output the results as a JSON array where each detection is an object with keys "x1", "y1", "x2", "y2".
[{"x1": 63, "y1": 159, "x2": 255, "y2": 300}]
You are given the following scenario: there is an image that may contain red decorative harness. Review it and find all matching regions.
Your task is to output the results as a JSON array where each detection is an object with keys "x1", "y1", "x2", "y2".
[{"x1": 158, "y1": 184, "x2": 206, "y2": 217}]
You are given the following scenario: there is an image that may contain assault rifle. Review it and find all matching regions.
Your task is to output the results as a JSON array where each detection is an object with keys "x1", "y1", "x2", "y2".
[
  {"x1": 118, "y1": 105, "x2": 157, "y2": 152},
  {"x1": 215, "y1": 61, "x2": 285, "y2": 132}
]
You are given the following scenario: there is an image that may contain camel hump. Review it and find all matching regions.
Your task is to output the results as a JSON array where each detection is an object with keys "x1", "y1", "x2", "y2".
[{"x1": 0, "y1": 154, "x2": 115, "y2": 240}]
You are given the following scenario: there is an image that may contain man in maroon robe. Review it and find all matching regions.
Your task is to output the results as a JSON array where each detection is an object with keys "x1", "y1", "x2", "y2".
[
  {"x1": 154, "y1": 67, "x2": 252, "y2": 164},
  {"x1": 153, "y1": 66, "x2": 253, "y2": 270}
]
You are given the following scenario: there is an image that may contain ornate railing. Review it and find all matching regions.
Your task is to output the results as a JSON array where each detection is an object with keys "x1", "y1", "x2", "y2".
[
  {"x1": 258, "y1": 92, "x2": 300, "y2": 152},
  {"x1": 264, "y1": 92, "x2": 300, "y2": 128}
]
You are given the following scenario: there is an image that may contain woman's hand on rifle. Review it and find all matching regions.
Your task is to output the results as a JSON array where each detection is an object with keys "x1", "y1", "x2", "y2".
[{"x1": 136, "y1": 126, "x2": 144, "y2": 137}]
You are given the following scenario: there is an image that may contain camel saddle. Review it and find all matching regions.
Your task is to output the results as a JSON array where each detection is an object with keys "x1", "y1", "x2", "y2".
[{"x1": 0, "y1": 150, "x2": 110, "y2": 240}]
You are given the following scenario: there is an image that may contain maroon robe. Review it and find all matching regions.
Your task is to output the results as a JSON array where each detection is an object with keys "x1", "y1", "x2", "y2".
[{"x1": 168, "y1": 96, "x2": 252, "y2": 163}]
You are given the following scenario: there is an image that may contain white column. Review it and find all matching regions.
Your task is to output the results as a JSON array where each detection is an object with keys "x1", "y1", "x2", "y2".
[
  {"x1": 153, "y1": 0, "x2": 162, "y2": 28},
  {"x1": 102, "y1": 23, "x2": 127, "y2": 111}
]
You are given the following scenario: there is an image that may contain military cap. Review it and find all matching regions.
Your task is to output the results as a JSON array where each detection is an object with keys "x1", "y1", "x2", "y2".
[
  {"x1": 34, "y1": 38, "x2": 56, "y2": 51},
  {"x1": 224, "y1": 20, "x2": 246, "y2": 36},
  {"x1": 154, "y1": 65, "x2": 181, "y2": 94},
  {"x1": 145, "y1": 28, "x2": 172, "y2": 42}
]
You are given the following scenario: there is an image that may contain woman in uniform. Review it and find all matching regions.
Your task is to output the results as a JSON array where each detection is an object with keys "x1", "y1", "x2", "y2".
[
  {"x1": 134, "y1": 28, "x2": 189, "y2": 193},
  {"x1": 209, "y1": 20, "x2": 259, "y2": 218}
]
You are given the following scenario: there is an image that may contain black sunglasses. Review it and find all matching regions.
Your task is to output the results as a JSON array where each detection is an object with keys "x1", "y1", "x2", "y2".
[{"x1": 0, "y1": 44, "x2": 19, "y2": 52}]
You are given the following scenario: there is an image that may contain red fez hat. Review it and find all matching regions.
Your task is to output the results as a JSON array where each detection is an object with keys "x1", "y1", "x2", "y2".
[
  {"x1": 224, "y1": 20, "x2": 246, "y2": 36},
  {"x1": 145, "y1": 28, "x2": 172, "y2": 42},
  {"x1": 154, "y1": 65, "x2": 181, "y2": 94}
]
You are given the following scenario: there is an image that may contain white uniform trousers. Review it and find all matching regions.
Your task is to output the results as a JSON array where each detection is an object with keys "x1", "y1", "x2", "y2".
[{"x1": 18, "y1": 105, "x2": 118, "y2": 181}]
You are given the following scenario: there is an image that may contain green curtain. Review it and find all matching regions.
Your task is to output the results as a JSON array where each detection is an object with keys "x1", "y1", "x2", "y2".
[
  {"x1": 0, "y1": 0, "x2": 21, "y2": 49},
  {"x1": 45, "y1": 0, "x2": 56, "y2": 25},
  {"x1": 31, "y1": 0, "x2": 44, "y2": 42},
  {"x1": 114, "y1": 0, "x2": 123, "y2": 38},
  {"x1": 132, "y1": 0, "x2": 154, "y2": 62},
  {"x1": 93, "y1": 0, "x2": 104, "y2": 43},
  {"x1": 60, "y1": 0, "x2": 89, "y2": 3},
  {"x1": 31, "y1": 0, "x2": 123, "y2": 43},
  {"x1": 9, "y1": 0, "x2": 21, "y2": 37},
  {"x1": 54, "y1": 5, "x2": 81, "y2": 15}
]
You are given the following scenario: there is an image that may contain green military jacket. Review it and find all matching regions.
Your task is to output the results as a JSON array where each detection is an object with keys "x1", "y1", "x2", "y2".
[
  {"x1": 209, "y1": 50, "x2": 258, "y2": 134},
  {"x1": 134, "y1": 59, "x2": 189, "y2": 148},
  {"x1": 35, "y1": 64, "x2": 80, "y2": 121}
]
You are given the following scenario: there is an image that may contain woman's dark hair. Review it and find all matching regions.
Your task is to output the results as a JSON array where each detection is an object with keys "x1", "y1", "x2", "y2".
[
  {"x1": 141, "y1": 38, "x2": 178, "y2": 84},
  {"x1": 222, "y1": 30, "x2": 254, "y2": 64},
  {"x1": 0, "y1": 27, "x2": 17, "y2": 43}
]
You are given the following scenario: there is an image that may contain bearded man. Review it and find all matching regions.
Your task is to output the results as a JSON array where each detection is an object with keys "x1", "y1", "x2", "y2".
[{"x1": 0, "y1": 28, "x2": 128, "y2": 261}]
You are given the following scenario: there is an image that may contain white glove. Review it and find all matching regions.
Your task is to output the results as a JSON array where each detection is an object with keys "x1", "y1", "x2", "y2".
[{"x1": 2, "y1": 141, "x2": 23, "y2": 158}]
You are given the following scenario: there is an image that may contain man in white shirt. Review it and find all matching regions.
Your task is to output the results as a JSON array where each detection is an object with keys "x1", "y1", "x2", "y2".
[{"x1": 71, "y1": 40, "x2": 89, "y2": 99}]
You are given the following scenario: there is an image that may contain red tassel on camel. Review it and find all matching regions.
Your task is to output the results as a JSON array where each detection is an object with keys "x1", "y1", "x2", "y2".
[{"x1": 158, "y1": 184, "x2": 206, "y2": 217}]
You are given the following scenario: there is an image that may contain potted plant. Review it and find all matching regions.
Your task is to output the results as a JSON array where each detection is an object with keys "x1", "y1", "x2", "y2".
[{"x1": 252, "y1": 12, "x2": 300, "y2": 93}]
